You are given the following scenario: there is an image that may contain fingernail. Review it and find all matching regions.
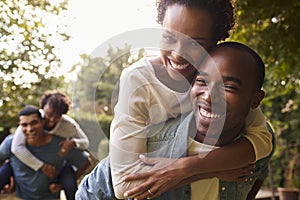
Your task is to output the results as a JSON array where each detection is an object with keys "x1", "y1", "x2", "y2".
[
  {"x1": 121, "y1": 177, "x2": 126, "y2": 181},
  {"x1": 124, "y1": 192, "x2": 128, "y2": 197},
  {"x1": 139, "y1": 154, "x2": 145, "y2": 159},
  {"x1": 245, "y1": 178, "x2": 248, "y2": 182}
]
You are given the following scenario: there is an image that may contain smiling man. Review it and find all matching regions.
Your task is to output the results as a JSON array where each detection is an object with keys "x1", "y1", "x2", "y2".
[
  {"x1": 191, "y1": 41, "x2": 265, "y2": 147},
  {"x1": 0, "y1": 106, "x2": 90, "y2": 200}
]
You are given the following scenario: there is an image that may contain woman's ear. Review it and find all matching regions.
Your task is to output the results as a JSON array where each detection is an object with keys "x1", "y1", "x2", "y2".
[{"x1": 251, "y1": 90, "x2": 265, "y2": 109}]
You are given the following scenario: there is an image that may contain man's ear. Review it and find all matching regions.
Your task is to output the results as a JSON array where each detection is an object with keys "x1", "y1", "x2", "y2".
[{"x1": 251, "y1": 90, "x2": 265, "y2": 109}]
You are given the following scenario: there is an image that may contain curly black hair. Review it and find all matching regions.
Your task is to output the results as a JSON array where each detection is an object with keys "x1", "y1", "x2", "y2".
[
  {"x1": 156, "y1": 0, "x2": 236, "y2": 43},
  {"x1": 40, "y1": 90, "x2": 71, "y2": 115}
]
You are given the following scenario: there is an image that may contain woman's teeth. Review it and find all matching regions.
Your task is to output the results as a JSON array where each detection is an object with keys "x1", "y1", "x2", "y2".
[
  {"x1": 200, "y1": 108, "x2": 221, "y2": 119},
  {"x1": 170, "y1": 60, "x2": 189, "y2": 70}
]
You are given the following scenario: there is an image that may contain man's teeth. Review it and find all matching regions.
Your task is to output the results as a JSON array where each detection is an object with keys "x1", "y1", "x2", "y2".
[
  {"x1": 200, "y1": 108, "x2": 221, "y2": 119},
  {"x1": 170, "y1": 60, "x2": 189, "y2": 70}
]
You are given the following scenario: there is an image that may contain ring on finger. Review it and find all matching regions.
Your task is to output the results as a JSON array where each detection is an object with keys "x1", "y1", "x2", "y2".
[
  {"x1": 148, "y1": 188, "x2": 154, "y2": 195},
  {"x1": 61, "y1": 148, "x2": 66, "y2": 153}
]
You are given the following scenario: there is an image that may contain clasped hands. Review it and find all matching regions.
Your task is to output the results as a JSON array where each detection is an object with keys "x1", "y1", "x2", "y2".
[{"x1": 122, "y1": 155, "x2": 254, "y2": 200}]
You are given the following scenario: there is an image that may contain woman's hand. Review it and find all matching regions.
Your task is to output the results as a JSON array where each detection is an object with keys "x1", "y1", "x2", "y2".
[
  {"x1": 2, "y1": 176, "x2": 15, "y2": 194},
  {"x1": 58, "y1": 139, "x2": 75, "y2": 157},
  {"x1": 49, "y1": 183, "x2": 62, "y2": 193},
  {"x1": 122, "y1": 156, "x2": 254, "y2": 199},
  {"x1": 122, "y1": 155, "x2": 188, "y2": 199},
  {"x1": 41, "y1": 163, "x2": 57, "y2": 178}
]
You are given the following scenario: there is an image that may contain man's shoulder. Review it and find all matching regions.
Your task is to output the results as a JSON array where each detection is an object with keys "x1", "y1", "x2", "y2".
[{"x1": 1, "y1": 134, "x2": 14, "y2": 147}]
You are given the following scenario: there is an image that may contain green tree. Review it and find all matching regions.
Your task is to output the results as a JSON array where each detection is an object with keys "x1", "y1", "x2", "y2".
[
  {"x1": 73, "y1": 44, "x2": 145, "y2": 115},
  {"x1": 0, "y1": 0, "x2": 69, "y2": 140},
  {"x1": 71, "y1": 45, "x2": 145, "y2": 157},
  {"x1": 232, "y1": 0, "x2": 300, "y2": 189}
]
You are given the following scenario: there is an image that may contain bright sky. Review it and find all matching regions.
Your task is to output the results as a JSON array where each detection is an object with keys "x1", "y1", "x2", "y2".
[{"x1": 60, "y1": 0, "x2": 159, "y2": 73}]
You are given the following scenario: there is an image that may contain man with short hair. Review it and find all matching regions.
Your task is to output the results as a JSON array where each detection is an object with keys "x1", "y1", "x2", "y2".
[{"x1": 0, "y1": 105, "x2": 90, "y2": 200}]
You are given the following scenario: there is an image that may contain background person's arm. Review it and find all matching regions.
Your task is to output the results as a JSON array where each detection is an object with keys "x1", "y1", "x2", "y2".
[
  {"x1": 54, "y1": 115, "x2": 89, "y2": 152},
  {"x1": 11, "y1": 126, "x2": 58, "y2": 177}
]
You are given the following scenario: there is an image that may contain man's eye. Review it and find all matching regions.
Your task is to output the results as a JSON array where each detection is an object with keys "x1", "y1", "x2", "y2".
[
  {"x1": 224, "y1": 85, "x2": 238, "y2": 91},
  {"x1": 31, "y1": 120, "x2": 39, "y2": 125},
  {"x1": 20, "y1": 124, "x2": 27, "y2": 127}
]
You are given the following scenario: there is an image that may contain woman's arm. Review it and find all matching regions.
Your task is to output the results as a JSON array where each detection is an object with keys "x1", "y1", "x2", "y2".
[
  {"x1": 57, "y1": 115, "x2": 89, "y2": 150},
  {"x1": 108, "y1": 60, "x2": 184, "y2": 199},
  {"x1": 109, "y1": 94, "x2": 154, "y2": 199},
  {"x1": 124, "y1": 163, "x2": 254, "y2": 199},
  {"x1": 120, "y1": 107, "x2": 273, "y2": 198},
  {"x1": 11, "y1": 126, "x2": 58, "y2": 177},
  {"x1": 121, "y1": 137, "x2": 256, "y2": 198}
]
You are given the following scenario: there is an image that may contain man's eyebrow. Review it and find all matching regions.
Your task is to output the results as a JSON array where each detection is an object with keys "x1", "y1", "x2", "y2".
[
  {"x1": 223, "y1": 76, "x2": 242, "y2": 85},
  {"x1": 191, "y1": 37, "x2": 207, "y2": 41}
]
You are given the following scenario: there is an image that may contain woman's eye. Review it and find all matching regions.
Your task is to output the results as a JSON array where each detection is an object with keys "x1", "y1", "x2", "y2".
[
  {"x1": 196, "y1": 78, "x2": 207, "y2": 85},
  {"x1": 188, "y1": 40, "x2": 206, "y2": 48},
  {"x1": 162, "y1": 34, "x2": 175, "y2": 43}
]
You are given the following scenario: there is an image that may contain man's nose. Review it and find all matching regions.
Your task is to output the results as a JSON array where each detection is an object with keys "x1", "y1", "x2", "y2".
[
  {"x1": 26, "y1": 124, "x2": 34, "y2": 133},
  {"x1": 202, "y1": 86, "x2": 222, "y2": 104}
]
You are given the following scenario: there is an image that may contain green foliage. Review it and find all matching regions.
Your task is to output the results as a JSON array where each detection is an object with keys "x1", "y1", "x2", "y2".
[
  {"x1": 232, "y1": 0, "x2": 300, "y2": 188},
  {"x1": 73, "y1": 111, "x2": 112, "y2": 158},
  {"x1": 71, "y1": 45, "x2": 145, "y2": 158},
  {"x1": 72, "y1": 44, "x2": 146, "y2": 115},
  {"x1": 0, "y1": 0, "x2": 69, "y2": 137}
]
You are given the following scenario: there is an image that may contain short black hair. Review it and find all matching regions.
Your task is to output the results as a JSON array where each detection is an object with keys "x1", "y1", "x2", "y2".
[
  {"x1": 217, "y1": 41, "x2": 265, "y2": 89},
  {"x1": 18, "y1": 105, "x2": 42, "y2": 119},
  {"x1": 156, "y1": 0, "x2": 236, "y2": 43}
]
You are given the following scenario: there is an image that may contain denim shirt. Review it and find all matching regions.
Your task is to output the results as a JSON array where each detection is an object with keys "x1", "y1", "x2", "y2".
[{"x1": 76, "y1": 113, "x2": 274, "y2": 200}]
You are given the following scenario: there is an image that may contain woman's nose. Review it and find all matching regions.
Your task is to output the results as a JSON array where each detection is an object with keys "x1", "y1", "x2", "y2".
[{"x1": 171, "y1": 43, "x2": 186, "y2": 61}]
